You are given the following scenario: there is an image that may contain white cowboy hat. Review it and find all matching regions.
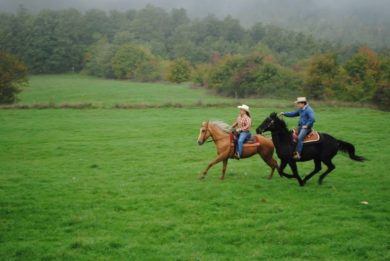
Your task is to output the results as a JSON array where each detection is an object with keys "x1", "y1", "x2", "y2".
[
  {"x1": 237, "y1": 104, "x2": 250, "y2": 112},
  {"x1": 295, "y1": 97, "x2": 307, "y2": 103}
]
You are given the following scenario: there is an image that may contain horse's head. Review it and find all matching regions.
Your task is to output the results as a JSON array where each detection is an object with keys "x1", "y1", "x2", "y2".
[
  {"x1": 256, "y1": 112, "x2": 283, "y2": 134},
  {"x1": 197, "y1": 121, "x2": 211, "y2": 145}
]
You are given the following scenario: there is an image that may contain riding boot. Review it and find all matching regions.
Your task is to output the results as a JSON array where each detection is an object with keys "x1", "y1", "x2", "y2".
[{"x1": 293, "y1": 152, "x2": 301, "y2": 160}]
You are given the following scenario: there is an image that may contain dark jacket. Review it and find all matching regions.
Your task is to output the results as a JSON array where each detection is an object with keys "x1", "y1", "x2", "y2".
[{"x1": 284, "y1": 104, "x2": 316, "y2": 128}]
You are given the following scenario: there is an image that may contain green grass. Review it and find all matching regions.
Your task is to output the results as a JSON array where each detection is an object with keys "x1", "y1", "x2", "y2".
[
  {"x1": 1, "y1": 75, "x2": 390, "y2": 260},
  {"x1": 19, "y1": 74, "x2": 230, "y2": 106},
  {"x1": 19, "y1": 74, "x2": 292, "y2": 108}
]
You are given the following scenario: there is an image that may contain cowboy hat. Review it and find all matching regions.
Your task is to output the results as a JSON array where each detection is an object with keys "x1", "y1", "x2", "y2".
[
  {"x1": 237, "y1": 104, "x2": 250, "y2": 112},
  {"x1": 295, "y1": 97, "x2": 307, "y2": 103}
]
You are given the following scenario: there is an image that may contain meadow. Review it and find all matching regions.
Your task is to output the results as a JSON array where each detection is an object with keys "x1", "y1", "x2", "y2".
[{"x1": 0, "y1": 75, "x2": 389, "y2": 260}]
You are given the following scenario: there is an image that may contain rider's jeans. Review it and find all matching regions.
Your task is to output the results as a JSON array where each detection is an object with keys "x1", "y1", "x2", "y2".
[{"x1": 297, "y1": 127, "x2": 310, "y2": 154}]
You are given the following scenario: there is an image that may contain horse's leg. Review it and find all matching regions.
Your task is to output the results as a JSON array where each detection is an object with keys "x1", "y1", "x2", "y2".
[
  {"x1": 318, "y1": 158, "x2": 336, "y2": 185},
  {"x1": 288, "y1": 161, "x2": 305, "y2": 186},
  {"x1": 220, "y1": 159, "x2": 228, "y2": 180},
  {"x1": 199, "y1": 154, "x2": 227, "y2": 179},
  {"x1": 258, "y1": 146, "x2": 278, "y2": 179},
  {"x1": 303, "y1": 159, "x2": 322, "y2": 184},
  {"x1": 278, "y1": 160, "x2": 295, "y2": 179}
]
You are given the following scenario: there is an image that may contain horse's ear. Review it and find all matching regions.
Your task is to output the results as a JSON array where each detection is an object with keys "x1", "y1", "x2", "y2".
[{"x1": 270, "y1": 112, "x2": 277, "y2": 119}]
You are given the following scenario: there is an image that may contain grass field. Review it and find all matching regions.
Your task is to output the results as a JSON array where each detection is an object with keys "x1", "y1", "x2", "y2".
[
  {"x1": 1, "y1": 75, "x2": 390, "y2": 260},
  {"x1": 18, "y1": 74, "x2": 292, "y2": 108}
]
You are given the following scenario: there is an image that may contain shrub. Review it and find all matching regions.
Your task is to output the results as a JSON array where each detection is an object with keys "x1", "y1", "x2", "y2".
[
  {"x1": 112, "y1": 44, "x2": 161, "y2": 81},
  {"x1": 373, "y1": 84, "x2": 390, "y2": 111},
  {"x1": 83, "y1": 38, "x2": 115, "y2": 78},
  {"x1": 304, "y1": 53, "x2": 340, "y2": 100},
  {"x1": 0, "y1": 52, "x2": 28, "y2": 104},
  {"x1": 168, "y1": 58, "x2": 192, "y2": 83},
  {"x1": 192, "y1": 63, "x2": 212, "y2": 87},
  {"x1": 207, "y1": 53, "x2": 301, "y2": 98}
]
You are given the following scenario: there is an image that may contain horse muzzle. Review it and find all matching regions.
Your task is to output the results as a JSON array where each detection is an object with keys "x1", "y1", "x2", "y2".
[{"x1": 198, "y1": 140, "x2": 204, "y2": 145}]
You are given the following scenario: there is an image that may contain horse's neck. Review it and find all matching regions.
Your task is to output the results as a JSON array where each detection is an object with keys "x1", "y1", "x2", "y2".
[
  {"x1": 271, "y1": 128, "x2": 293, "y2": 153},
  {"x1": 209, "y1": 124, "x2": 230, "y2": 141}
]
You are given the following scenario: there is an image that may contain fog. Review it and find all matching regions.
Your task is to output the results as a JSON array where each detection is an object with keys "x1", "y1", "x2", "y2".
[
  {"x1": 1, "y1": 0, "x2": 389, "y2": 47},
  {"x1": 1, "y1": 0, "x2": 389, "y2": 26}
]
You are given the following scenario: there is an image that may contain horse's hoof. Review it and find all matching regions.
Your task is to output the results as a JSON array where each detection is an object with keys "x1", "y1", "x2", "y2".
[
  {"x1": 198, "y1": 176, "x2": 205, "y2": 180},
  {"x1": 219, "y1": 177, "x2": 225, "y2": 180},
  {"x1": 267, "y1": 176, "x2": 272, "y2": 180}
]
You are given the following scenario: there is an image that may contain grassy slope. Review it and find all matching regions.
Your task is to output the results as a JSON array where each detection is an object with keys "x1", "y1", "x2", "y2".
[
  {"x1": 19, "y1": 74, "x2": 291, "y2": 107},
  {"x1": 1, "y1": 75, "x2": 390, "y2": 260},
  {"x1": 19, "y1": 74, "x2": 227, "y2": 105}
]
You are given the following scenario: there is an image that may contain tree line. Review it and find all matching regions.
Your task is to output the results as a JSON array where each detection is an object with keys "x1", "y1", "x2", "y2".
[{"x1": 0, "y1": 5, "x2": 389, "y2": 110}]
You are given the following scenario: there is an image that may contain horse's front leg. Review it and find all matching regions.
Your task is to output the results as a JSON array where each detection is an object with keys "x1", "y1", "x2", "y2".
[
  {"x1": 288, "y1": 161, "x2": 305, "y2": 186},
  {"x1": 278, "y1": 160, "x2": 295, "y2": 179},
  {"x1": 199, "y1": 154, "x2": 227, "y2": 179}
]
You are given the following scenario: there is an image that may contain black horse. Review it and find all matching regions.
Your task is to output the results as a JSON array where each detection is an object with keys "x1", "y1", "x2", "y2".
[{"x1": 256, "y1": 112, "x2": 365, "y2": 186}]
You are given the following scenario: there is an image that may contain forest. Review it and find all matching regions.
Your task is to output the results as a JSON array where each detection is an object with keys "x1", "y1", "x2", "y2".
[{"x1": 0, "y1": 4, "x2": 389, "y2": 109}]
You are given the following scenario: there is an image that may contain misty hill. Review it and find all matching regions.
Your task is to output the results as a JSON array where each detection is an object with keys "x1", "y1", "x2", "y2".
[{"x1": 1, "y1": 0, "x2": 390, "y2": 48}]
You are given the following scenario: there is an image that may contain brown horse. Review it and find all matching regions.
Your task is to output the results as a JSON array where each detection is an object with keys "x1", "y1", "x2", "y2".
[{"x1": 197, "y1": 120, "x2": 278, "y2": 180}]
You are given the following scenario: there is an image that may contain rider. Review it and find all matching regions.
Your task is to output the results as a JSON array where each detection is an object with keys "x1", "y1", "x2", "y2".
[
  {"x1": 280, "y1": 97, "x2": 316, "y2": 160},
  {"x1": 231, "y1": 104, "x2": 252, "y2": 159}
]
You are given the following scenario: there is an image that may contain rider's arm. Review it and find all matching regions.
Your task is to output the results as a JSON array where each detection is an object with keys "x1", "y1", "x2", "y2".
[{"x1": 283, "y1": 110, "x2": 300, "y2": 117}]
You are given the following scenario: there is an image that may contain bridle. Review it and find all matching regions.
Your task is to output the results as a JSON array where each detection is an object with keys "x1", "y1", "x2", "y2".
[
  {"x1": 259, "y1": 117, "x2": 274, "y2": 133},
  {"x1": 200, "y1": 121, "x2": 210, "y2": 143},
  {"x1": 266, "y1": 117, "x2": 275, "y2": 129}
]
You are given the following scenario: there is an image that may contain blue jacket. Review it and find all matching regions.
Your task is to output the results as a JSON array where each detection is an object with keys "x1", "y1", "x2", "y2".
[{"x1": 284, "y1": 104, "x2": 316, "y2": 128}]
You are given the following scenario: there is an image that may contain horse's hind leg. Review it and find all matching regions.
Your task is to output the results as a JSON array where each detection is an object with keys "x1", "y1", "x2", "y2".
[
  {"x1": 303, "y1": 159, "x2": 322, "y2": 184},
  {"x1": 220, "y1": 159, "x2": 228, "y2": 180},
  {"x1": 318, "y1": 158, "x2": 336, "y2": 185}
]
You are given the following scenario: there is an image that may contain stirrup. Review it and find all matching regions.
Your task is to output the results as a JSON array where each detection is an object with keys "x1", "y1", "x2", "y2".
[
  {"x1": 234, "y1": 152, "x2": 240, "y2": 160},
  {"x1": 293, "y1": 152, "x2": 301, "y2": 160}
]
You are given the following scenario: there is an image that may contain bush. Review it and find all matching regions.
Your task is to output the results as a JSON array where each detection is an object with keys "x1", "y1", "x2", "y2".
[
  {"x1": 192, "y1": 63, "x2": 212, "y2": 87},
  {"x1": 304, "y1": 53, "x2": 340, "y2": 100},
  {"x1": 0, "y1": 52, "x2": 28, "y2": 104},
  {"x1": 206, "y1": 53, "x2": 302, "y2": 98},
  {"x1": 112, "y1": 44, "x2": 161, "y2": 81},
  {"x1": 373, "y1": 84, "x2": 390, "y2": 111},
  {"x1": 168, "y1": 58, "x2": 192, "y2": 83},
  {"x1": 133, "y1": 60, "x2": 162, "y2": 82},
  {"x1": 83, "y1": 38, "x2": 115, "y2": 78}
]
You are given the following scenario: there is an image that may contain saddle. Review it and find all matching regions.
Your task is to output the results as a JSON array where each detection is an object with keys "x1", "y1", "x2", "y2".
[
  {"x1": 292, "y1": 128, "x2": 320, "y2": 143},
  {"x1": 230, "y1": 133, "x2": 260, "y2": 147}
]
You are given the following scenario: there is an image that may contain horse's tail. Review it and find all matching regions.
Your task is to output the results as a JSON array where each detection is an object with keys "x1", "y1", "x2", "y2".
[{"x1": 337, "y1": 140, "x2": 366, "y2": 162}]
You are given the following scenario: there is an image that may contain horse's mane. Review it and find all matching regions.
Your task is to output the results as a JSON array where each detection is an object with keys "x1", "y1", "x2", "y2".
[
  {"x1": 277, "y1": 117, "x2": 288, "y2": 130},
  {"x1": 209, "y1": 120, "x2": 233, "y2": 133}
]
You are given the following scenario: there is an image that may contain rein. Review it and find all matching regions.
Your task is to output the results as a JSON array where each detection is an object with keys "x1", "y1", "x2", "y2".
[{"x1": 206, "y1": 136, "x2": 230, "y2": 143}]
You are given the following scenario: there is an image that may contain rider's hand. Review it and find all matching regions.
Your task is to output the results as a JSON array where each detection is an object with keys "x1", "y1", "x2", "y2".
[
  {"x1": 302, "y1": 125, "x2": 308, "y2": 129},
  {"x1": 279, "y1": 112, "x2": 284, "y2": 116}
]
